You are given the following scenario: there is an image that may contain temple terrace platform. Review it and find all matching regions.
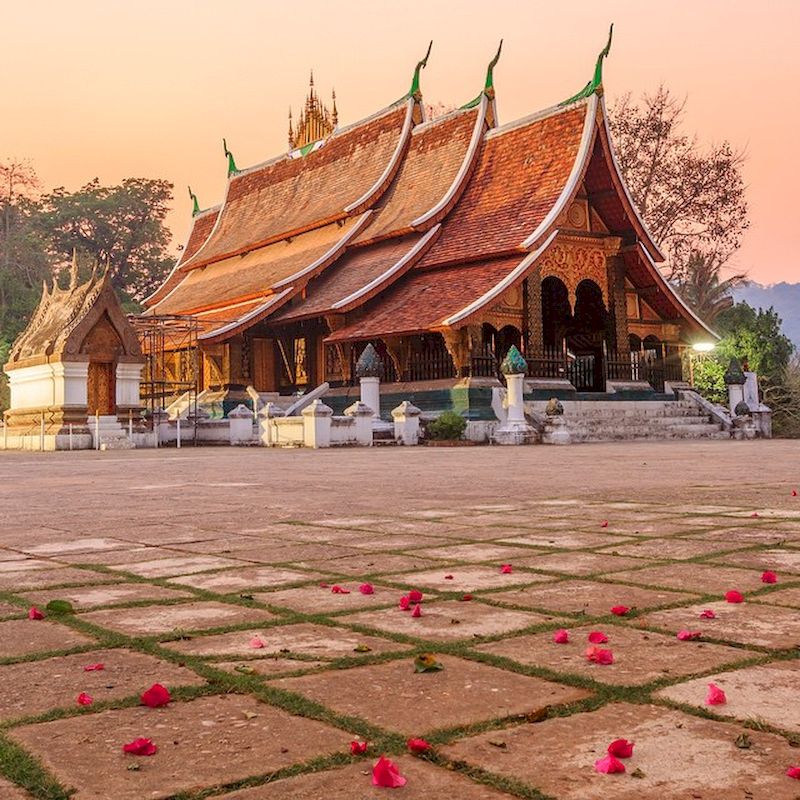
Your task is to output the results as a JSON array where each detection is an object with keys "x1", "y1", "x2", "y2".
[{"x1": 0, "y1": 440, "x2": 798, "y2": 799}]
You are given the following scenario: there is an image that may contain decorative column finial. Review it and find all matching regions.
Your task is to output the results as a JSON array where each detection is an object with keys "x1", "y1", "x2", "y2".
[{"x1": 355, "y1": 343, "x2": 384, "y2": 379}]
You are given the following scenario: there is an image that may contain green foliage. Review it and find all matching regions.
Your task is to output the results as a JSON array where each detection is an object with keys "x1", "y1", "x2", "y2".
[
  {"x1": 426, "y1": 410, "x2": 467, "y2": 441},
  {"x1": 692, "y1": 356, "x2": 726, "y2": 405},
  {"x1": 769, "y1": 356, "x2": 800, "y2": 438},
  {"x1": 38, "y1": 176, "x2": 174, "y2": 302},
  {"x1": 0, "y1": 338, "x2": 9, "y2": 412}
]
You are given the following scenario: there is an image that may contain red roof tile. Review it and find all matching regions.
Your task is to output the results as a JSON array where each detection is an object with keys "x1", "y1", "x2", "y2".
[
  {"x1": 326, "y1": 257, "x2": 522, "y2": 342},
  {"x1": 272, "y1": 234, "x2": 428, "y2": 324},
  {"x1": 356, "y1": 107, "x2": 480, "y2": 242},
  {"x1": 182, "y1": 103, "x2": 411, "y2": 270},
  {"x1": 151, "y1": 217, "x2": 364, "y2": 315},
  {"x1": 421, "y1": 102, "x2": 590, "y2": 267}
]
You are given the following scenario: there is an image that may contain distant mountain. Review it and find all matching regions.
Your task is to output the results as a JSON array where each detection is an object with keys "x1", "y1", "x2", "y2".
[{"x1": 732, "y1": 282, "x2": 800, "y2": 348}]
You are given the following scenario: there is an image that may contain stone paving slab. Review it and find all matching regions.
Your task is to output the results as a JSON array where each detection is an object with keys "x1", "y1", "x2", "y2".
[
  {"x1": 0, "y1": 649, "x2": 204, "y2": 721},
  {"x1": 215, "y1": 759, "x2": 514, "y2": 799},
  {"x1": 163, "y1": 622, "x2": 410, "y2": 659},
  {"x1": 109, "y1": 555, "x2": 249, "y2": 578},
  {"x1": 386, "y1": 566, "x2": 552, "y2": 592},
  {"x1": 476, "y1": 623, "x2": 749, "y2": 686},
  {"x1": 411, "y1": 542, "x2": 543, "y2": 563},
  {"x1": 274, "y1": 655, "x2": 590, "y2": 736},
  {"x1": 0, "y1": 558, "x2": 58, "y2": 573},
  {"x1": 487, "y1": 579, "x2": 697, "y2": 616},
  {"x1": 712, "y1": 548, "x2": 800, "y2": 574},
  {"x1": 0, "y1": 601, "x2": 25, "y2": 617},
  {"x1": 18, "y1": 537, "x2": 131, "y2": 556},
  {"x1": 20, "y1": 582, "x2": 194, "y2": 611},
  {"x1": 343, "y1": 600, "x2": 558, "y2": 642},
  {"x1": 0, "y1": 777, "x2": 34, "y2": 799},
  {"x1": 656, "y1": 661, "x2": 800, "y2": 732},
  {"x1": 688, "y1": 527, "x2": 792, "y2": 545},
  {"x1": 640, "y1": 599, "x2": 800, "y2": 648},
  {"x1": 166, "y1": 567, "x2": 316, "y2": 592},
  {"x1": 10, "y1": 694, "x2": 350, "y2": 800},
  {"x1": 497, "y1": 531, "x2": 634, "y2": 549},
  {"x1": 605, "y1": 562, "x2": 768, "y2": 594},
  {"x1": 0, "y1": 619, "x2": 96, "y2": 659},
  {"x1": 511, "y1": 551, "x2": 652, "y2": 575},
  {"x1": 217, "y1": 543, "x2": 366, "y2": 564},
  {"x1": 80, "y1": 601, "x2": 276, "y2": 636},
  {"x1": 752, "y1": 586, "x2": 800, "y2": 608},
  {"x1": 442, "y1": 702, "x2": 800, "y2": 800},
  {"x1": 296, "y1": 552, "x2": 443, "y2": 576},
  {"x1": 0, "y1": 567, "x2": 119, "y2": 591},
  {"x1": 255, "y1": 583, "x2": 399, "y2": 613},
  {"x1": 596, "y1": 536, "x2": 750, "y2": 560},
  {"x1": 56, "y1": 547, "x2": 175, "y2": 566}
]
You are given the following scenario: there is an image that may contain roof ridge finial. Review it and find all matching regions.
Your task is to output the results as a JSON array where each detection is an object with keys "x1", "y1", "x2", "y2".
[
  {"x1": 485, "y1": 39, "x2": 503, "y2": 92},
  {"x1": 222, "y1": 138, "x2": 239, "y2": 176},
  {"x1": 188, "y1": 185, "x2": 200, "y2": 216},
  {"x1": 560, "y1": 23, "x2": 614, "y2": 107},
  {"x1": 331, "y1": 88, "x2": 338, "y2": 126},
  {"x1": 408, "y1": 40, "x2": 433, "y2": 98}
]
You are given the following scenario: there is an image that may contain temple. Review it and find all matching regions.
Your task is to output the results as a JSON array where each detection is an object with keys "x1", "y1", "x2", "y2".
[{"x1": 143, "y1": 32, "x2": 717, "y2": 418}]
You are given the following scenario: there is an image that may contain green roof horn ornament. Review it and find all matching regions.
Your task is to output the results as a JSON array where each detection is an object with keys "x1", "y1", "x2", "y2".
[
  {"x1": 223, "y1": 138, "x2": 239, "y2": 176},
  {"x1": 408, "y1": 40, "x2": 433, "y2": 99},
  {"x1": 188, "y1": 186, "x2": 200, "y2": 216},
  {"x1": 560, "y1": 23, "x2": 613, "y2": 107},
  {"x1": 461, "y1": 39, "x2": 503, "y2": 110}
]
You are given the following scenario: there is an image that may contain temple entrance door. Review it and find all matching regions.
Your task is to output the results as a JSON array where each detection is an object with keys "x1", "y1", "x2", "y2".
[
  {"x1": 567, "y1": 280, "x2": 609, "y2": 392},
  {"x1": 87, "y1": 361, "x2": 115, "y2": 415}
]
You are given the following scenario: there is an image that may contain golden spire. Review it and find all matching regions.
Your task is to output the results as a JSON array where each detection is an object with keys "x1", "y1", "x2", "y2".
[{"x1": 289, "y1": 70, "x2": 337, "y2": 150}]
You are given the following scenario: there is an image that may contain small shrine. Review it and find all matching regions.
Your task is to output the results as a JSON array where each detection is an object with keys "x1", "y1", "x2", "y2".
[{"x1": 2, "y1": 257, "x2": 150, "y2": 450}]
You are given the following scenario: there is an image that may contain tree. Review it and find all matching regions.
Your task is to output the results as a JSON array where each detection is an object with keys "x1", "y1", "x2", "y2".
[
  {"x1": 38, "y1": 177, "x2": 174, "y2": 304},
  {"x1": 0, "y1": 159, "x2": 51, "y2": 340},
  {"x1": 674, "y1": 251, "x2": 746, "y2": 324},
  {"x1": 609, "y1": 86, "x2": 749, "y2": 287}
]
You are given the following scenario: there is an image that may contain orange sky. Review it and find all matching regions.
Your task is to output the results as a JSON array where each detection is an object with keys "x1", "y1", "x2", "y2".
[{"x1": 2, "y1": 0, "x2": 798, "y2": 284}]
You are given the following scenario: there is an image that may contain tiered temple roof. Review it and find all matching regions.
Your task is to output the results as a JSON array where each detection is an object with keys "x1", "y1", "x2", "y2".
[{"x1": 145, "y1": 36, "x2": 715, "y2": 345}]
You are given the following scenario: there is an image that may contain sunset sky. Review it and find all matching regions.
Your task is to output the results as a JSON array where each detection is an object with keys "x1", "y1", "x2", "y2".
[{"x1": 2, "y1": 0, "x2": 798, "y2": 284}]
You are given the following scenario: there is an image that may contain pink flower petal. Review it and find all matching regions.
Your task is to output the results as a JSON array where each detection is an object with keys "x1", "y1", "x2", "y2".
[
  {"x1": 676, "y1": 630, "x2": 702, "y2": 641},
  {"x1": 699, "y1": 609, "x2": 717, "y2": 619},
  {"x1": 460, "y1": 594, "x2": 473, "y2": 601},
  {"x1": 28, "y1": 607, "x2": 44, "y2": 620},
  {"x1": 372, "y1": 755, "x2": 407, "y2": 788},
  {"x1": 610, "y1": 605, "x2": 630, "y2": 616},
  {"x1": 787, "y1": 766, "x2": 800, "y2": 779},
  {"x1": 408, "y1": 590, "x2": 423, "y2": 603},
  {"x1": 407, "y1": 737, "x2": 431, "y2": 753},
  {"x1": 750, "y1": 512, "x2": 760, "y2": 518},
  {"x1": 411, "y1": 603, "x2": 422, "y2": 618},
  {"x1": 249, "y1": 636, "x2": 265, "y2": 649},
  {"x1": 552, "y1": 629, "x2": 570, "y2": 644},
  {"x1": 358, "y1": 583, "x2": 375, "y2": 595},
  {"x1": 600, "y1": 520, "x2": 609, "y2": 528},
  {"x1": 331, "y1": 585, "x2": 351, "y2": 594},
  {"x1": 594, "y1": 754, "x2": 625, "y2": 774},
  {"x1": 706, "y1": 682, "x2": 727, "y2": 705},
  {"x1": 140, "y1": 683, "x2": 171, "y2": 708},
  {"x1": 83, "y1": 663, "x2": 105, "y2": 672},
  {"x1": 761, "y1": 571, "x2": 778, "y2": 584},
  {"x1": 607, "y1": 738, "x2": 635, "y2": 758},
  {"x1": 399, "y1": 595, "x2": 411, "y2": 611},
  {"x1": 77, "y1": 692, "x2": 93, "y2": 706},
  {"x1": 588, "y1": 631, "x2": 608, "y2": 644},
  {"x1": 319, "y1": 582, "x2": 329, "y2": 588},
  {"x1": 123, "y1": 737, "x2": 157, "y2": 756},
  {"x1": 585, "y1": 646, "x2": 614, "y2": 665},
  {"x1": 350, "y1": 740, "x2": 368, "y2": 755},
  {"x1": 725, "y1": 590, "x2": 745, "y2": 603},
  {"x1": 500, "y1": 564, "x2": 513, "y2": 574},
  {"x1": 792, "y1": 490, "x2": 798, "y2": 497}
]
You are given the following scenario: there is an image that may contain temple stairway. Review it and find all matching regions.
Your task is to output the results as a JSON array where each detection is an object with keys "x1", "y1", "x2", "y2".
[
  {"x1": 534, "y1": 399, "x2": 729, "y2": 443},
  {"x1": 89, "y1": 415, "x2": 136, "y2": 450}
]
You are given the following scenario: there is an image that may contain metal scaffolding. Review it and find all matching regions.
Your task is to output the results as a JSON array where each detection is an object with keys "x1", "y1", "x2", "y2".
[{"x1": 129, "y1": 314, "x2": 201, "y2": 422}]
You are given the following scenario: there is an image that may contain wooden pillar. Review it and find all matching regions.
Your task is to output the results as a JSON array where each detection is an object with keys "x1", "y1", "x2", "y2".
[
  {"x1": 607, "y1": 254, "x2": 630, "y2": 356},
  {"x1": 525, "y1": 271, "x2": 544, "y2": 359}
]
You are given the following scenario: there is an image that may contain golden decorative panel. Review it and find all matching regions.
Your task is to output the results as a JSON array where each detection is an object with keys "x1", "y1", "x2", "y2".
[{"x1": 537, "y1": 241, "x2": 609, "y2": 307}]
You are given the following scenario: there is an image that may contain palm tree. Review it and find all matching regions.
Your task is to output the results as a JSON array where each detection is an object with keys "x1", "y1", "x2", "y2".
[{"x1": 674, "y1": 251, "x2": 748, "y2": 325}]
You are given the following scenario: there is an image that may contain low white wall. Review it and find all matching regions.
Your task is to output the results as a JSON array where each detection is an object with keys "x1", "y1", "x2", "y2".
[{"x1": 7, "y1": 361, "x2": 89, "y2": 410}]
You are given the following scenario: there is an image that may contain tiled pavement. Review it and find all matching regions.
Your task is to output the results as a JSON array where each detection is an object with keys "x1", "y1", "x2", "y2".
[{"x1": 0, "y1": 441, "x2": 798, "y2": 799}]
